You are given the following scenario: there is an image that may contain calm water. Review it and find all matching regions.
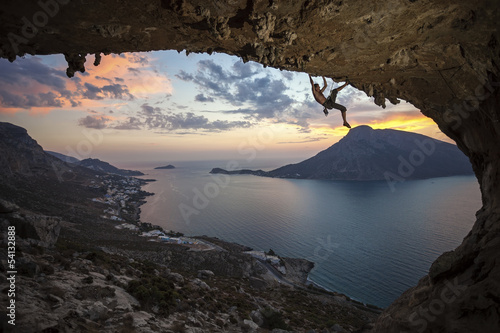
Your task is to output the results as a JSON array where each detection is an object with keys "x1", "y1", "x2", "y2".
[{"x1": 138, "y1": 160, "x2": 481, "y2": 308}]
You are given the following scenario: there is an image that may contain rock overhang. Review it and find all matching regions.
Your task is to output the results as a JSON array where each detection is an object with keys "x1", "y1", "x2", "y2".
[
  {"x1": 1, "y1": 1, "x2": 497, "y2": 109},
  {"x1": 1, "y1": 1, "x2": 499, "y2": 331}
]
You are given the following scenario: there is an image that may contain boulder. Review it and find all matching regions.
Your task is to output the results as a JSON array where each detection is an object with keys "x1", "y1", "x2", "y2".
[
  {"x1": 250, "y1": 309, "x2": 264, "y2": 326},
  {"x1": 242, "y1": 319, "x2": 260, "y2": 332},
  {"x1": 87, "y1": 301, "x2": 109, "y2": 321},
  {"x1": 249, "y1": 276, "x2": 268, "y2": 290},
  {"x1": 197, "y1": 269, "x2": 214, "y2": 280},
  {"x1": 191, "y1": 278, "x2": 211, "y2": 290},
  {"x1": 11, "y1": 213, "x2": 61, "y2": 247},
  {"x1": 169, "y1": 272, "x2": 185, "y2": 284}
]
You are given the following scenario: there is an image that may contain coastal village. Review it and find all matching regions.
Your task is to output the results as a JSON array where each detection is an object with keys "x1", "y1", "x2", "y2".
[
  {"x1": 89, "y1": 174, "x2": 146, "y2": 222},
  {"x1": 88, "y1": 174, "x2": 216, "y2": 251},
  {"x1": 88, "y1": 173, "x2": 291, "y2": 273}
]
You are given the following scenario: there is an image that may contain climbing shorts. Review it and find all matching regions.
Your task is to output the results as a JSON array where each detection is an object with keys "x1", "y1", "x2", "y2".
[{"x1": 323, "y1": 89, "x2": 346, "y2": 112}]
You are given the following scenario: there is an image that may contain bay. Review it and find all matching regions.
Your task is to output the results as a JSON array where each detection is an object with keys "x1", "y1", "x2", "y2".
[{"x1": 138, "y1": 160, "x2": 481, "y2": 308}]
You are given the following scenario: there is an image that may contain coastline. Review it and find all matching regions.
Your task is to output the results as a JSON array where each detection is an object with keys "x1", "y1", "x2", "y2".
[
  {"x1": 1, "y1": 170, "x2": 381, "y2": 332},
  {"x1": 134, "y1": 173, "x2": 319, "y2": 287},
  {"x1": 134, "y1": 173, "x2": 382, "y2": 311}
]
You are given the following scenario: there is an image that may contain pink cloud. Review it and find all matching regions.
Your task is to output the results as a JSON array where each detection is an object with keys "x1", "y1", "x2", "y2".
[{"x1": 0, "y1": 53, "x2": 172, "y2": 115}]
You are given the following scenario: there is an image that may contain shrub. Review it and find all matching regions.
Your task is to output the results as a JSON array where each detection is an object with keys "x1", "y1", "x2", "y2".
[
  {"x1": 127, "y1": 274, "x2": 177, "y2": 314},
  {"x1": 261, "y1": 307, "x2": 290, "y2": 330}
]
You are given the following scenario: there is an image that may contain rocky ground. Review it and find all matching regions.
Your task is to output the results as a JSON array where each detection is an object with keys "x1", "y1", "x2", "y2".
[{"x1": 0, "y1": 172, "x2": 380, "y2": 333}]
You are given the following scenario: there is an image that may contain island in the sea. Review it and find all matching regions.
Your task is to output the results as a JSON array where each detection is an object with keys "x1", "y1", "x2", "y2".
[
  {"x1": 209, "y1": 167, "x2": 266, "y2": 176},
  {"x1": 155, "y1": 164, "x2": 175, "y2": 169},
  {"x1": 210, "y1": 126, "x2": 474, "y2": 181}
]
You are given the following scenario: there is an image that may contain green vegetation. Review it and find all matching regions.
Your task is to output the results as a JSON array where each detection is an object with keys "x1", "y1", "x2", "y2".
[
  {"x1": 126, "y1": 261, "x2": 181, "y2": 314},
  {"x1": 127, "y1": 275, "x2": 179, "y2": 314},
  {"x1": 261, "y1": 307, "x2": 290, "y2": 330}
]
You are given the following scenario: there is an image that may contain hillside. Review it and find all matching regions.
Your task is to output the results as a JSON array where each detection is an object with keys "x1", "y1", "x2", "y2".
[
  {"x1": 77, "y1": 158, "x2": 144, "y2": 176},
  {"x1": 47, "y1": 151, "x2": 145, "y2": 177},
  {"x1": 46, "y1": 151, "x2": 81, "y2": 164}
]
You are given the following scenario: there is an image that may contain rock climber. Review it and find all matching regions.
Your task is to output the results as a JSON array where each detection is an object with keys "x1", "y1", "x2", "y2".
[{"x1": 309, "y1": 74, "x2": 351, "y2": 128}]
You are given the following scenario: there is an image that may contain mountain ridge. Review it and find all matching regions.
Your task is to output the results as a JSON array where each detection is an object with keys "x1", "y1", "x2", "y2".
[
  {"x1": 47, "y1": 150, "x2": 144, "y2": 176},
  {"x1": 46, "y1": 151, "x2": 81, "y2": 164},
  {"x1": 76, "y1": 158, "x2": 144, "y2": 176}
]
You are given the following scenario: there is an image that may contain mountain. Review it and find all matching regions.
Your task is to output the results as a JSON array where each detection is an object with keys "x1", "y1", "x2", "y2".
[
  {"x1": 46, "y1": 151, "x2": 81, "y2": 164},
  {"x1": 154, "y1": 164, "x2": 175, "y2": 169},
  {"x1": 77, "y1": 158, "x2": 144, "y2": 176},
  {"x1": 0, "y1": 122, "x2": 74, "y2": 178},
  {"x1": 0, "y1": 122, "x2": 142, "y2": 181},
  {"x1": 0, "y1": 121, "x2": 106, "y2": 214},
  {"x1": 47, "y1": 151, "x2": 144, "y2": 176},
  {"x1": 211, "y1": 126, "x2": 473, "y2": 181}
]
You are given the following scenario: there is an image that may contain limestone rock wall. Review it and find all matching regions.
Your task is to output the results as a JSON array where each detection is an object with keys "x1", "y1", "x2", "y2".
[
  {"x1": 1, "y1": 1, "x2": 499, "y2": 331},
  {"x1": 0, "y1": 199, "x2": 61, "y2": 247}
]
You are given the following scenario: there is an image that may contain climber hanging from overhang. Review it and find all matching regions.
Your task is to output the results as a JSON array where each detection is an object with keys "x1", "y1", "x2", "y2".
[{"x1": 309, "y1": 74, "x2": 351, "y2": 129}]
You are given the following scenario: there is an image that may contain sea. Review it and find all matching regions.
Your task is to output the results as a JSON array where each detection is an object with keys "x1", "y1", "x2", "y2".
[{"x1": 137, "y1": 159, "x2": 481, "y2": 308}]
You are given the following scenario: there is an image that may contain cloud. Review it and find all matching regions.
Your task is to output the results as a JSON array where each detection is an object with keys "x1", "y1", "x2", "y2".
[
  {"x1": 101, "y1": 83, "x2": 134, "y2": 100},
  {"x1": 175, "y1": 70, "x2": 194, "y2": 81},
  {"x1": 129, "y1": 54, "x2": 149, "y2": 65},
  {"x1": 140, "y1": 103, "x2": 162, "y2": 115},
  {"x1": 114, "y1": 116, "x2": 142, "y2": 130},
  {"x1": 95, "y1": 76, "x2": 113, "y2": 83},
  {"x1": 178, "y1": 59, "x2": 296, "y2": 119},
  {"x1": 109, "y1": 103, "x2": 253, "y2": 133},
  {"x1": 82, "y1": 83, "x2": 103, "y2": 100},
  {"x1": 194, "y1": 94, "x2": 214, "y2": 102},
  {"x1": 0, "y1": 56, "x2": 66, "y2": 90},
  {"x1": 0, "y1": 90, "x2": 62, "y2": 109},
  {"x1": 287, "y1": 118, "x2": 312, "y2": 133},
  {"x1": 81, "y1": 82, "x2": 134, "y2": 100},
  {"x1": 0, "y1": 57, "x2": 69, "y2": 111},
  {"x1": 142, "y1": 110, "x2": 253, "y2": 132},
  {"x1": 175, "y1": 58, "x2": 350, "y2": 135},
  {"x1": 0, "y1": 54, "x2": 162, "y2": 114},
  {"x1": 78, "y1": 115, "x2": 112, "y2": 129},
  {"x1": 127, "y1": 67, "x2": 141, "y2": 74}
]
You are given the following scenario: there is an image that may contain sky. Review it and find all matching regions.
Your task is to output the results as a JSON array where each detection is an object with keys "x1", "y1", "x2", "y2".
[{"x1": 0, "y1": 50, "x2": 449, "y2": 168}]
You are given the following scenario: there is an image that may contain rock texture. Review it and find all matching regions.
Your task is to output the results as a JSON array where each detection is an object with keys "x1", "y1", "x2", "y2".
[
  {"x1": 1, "y1": 199, "x2": 61, "y2": 248},
  {"x1": 1, "y1": 1, "x2": 499, "y2": 331}
]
